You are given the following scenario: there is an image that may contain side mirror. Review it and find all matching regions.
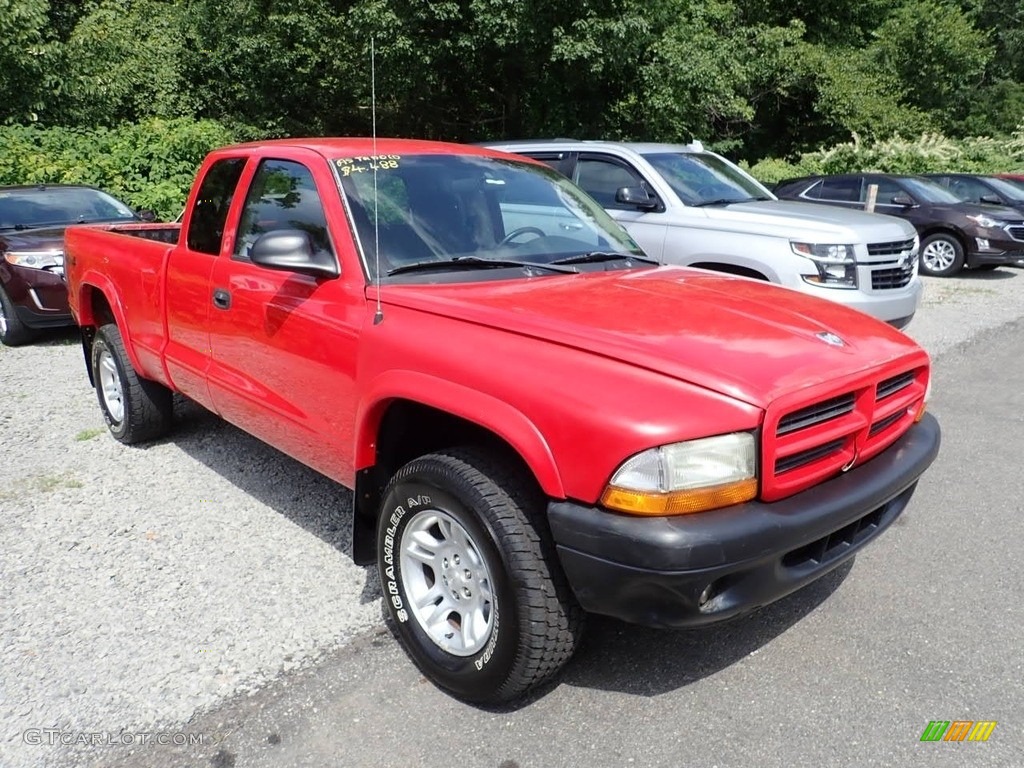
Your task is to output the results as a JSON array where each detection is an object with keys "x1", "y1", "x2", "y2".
[
  {"x1": 890, "y1": 193, "x2": 915, "y2": 207},
  {"x1": 136, "y1": 209, "x2": 157, "y2": 222},
  {"x1": 250, "y1": 229, "x2": 339, "y2": 278},
  {"x1": 980, "y1": 194, "x2": 1002, "y2": 205},
  {"x1": 616, "y1": 186, "x2": 660, "y2": 210}
]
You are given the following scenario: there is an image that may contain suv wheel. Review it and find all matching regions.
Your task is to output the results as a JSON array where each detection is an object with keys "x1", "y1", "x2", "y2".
[
  {"x1": 0, "y1": 285, "x2": 36, "y2": 346},
  {"x1": 920, "y1": 233, "x2": 965, "y2": 277}
]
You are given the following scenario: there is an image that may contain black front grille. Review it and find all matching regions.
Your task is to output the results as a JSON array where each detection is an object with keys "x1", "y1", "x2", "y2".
[
  {"x1": 871, "y1": 263, "x2": 914, "y2": 289},
  {"x1": 782, "y1": 507, "x2": 885, "y2": 568},
  {"x1": 877, "y1": 371, "x2": 915, "y2": 400},
  {"x1": 867, "y1": 238, "x2": 916, "y2": 257},
  {"x1": 777, "y1": 393, "x2": 856, "y2": 436},
  {"x1": 1007, "y1": 225, "x2": 1024, "y2": 242},
  {"x1": 869, "y1": 411, "x2": 904, "y2": 437},
  {"x1": 775, "y1": 438, "x2": 846, "y2": 474}
]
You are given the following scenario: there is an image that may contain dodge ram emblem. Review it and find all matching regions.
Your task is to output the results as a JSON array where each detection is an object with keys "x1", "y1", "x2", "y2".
[{"x1": 816, "y1": 331, "x2": 845, "y2": 347}]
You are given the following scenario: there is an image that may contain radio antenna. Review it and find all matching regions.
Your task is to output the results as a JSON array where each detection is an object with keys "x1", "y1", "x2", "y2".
[{"x1": 371, "y1": 36, "x2": 384, "y2": 325}]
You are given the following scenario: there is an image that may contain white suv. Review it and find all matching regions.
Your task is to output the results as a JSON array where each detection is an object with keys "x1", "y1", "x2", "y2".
[{"x1": 487, "y1": 140, "x2": 923, "y2": 328}]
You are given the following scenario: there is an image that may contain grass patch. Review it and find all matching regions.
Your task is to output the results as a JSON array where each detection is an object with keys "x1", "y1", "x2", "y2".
[
  {"x1": 75, "y1": 427, "x2": 107, "y2": 442},
  {"x1": 0, "y1": 472, "x2": 84, "y2": 502}
]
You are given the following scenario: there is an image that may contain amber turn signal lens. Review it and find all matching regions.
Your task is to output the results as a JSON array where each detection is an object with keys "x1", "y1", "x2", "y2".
[
  {"x1": 601, "y1": 478, "x2": 758, "y2": 516},
  {"x1": 914, "y1": 400, "x2": 926, "y2": 423}
]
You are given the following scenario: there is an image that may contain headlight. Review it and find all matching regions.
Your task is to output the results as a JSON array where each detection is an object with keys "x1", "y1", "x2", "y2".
[
  {"x1": 4, "y1": 249, "x2": 65, "y2": 270},
  {"x1": 600, "y1": 432, "x2": 757, "y2": 515},
  {"x1": 966, "y1": 214, "x2": 1002, "y2": 229},
  {"x1": 791, "y1": 242, "x2": 857, "y2": 289}
]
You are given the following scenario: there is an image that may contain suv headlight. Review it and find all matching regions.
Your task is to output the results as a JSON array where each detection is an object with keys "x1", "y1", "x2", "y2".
[
  {"x1": 600, "y1": 432, "x2": 757, "y2": 515},
  {"x1": 4, "y1": 249, "x2": 65, "y2": 271},
  {"x1": 791, "y1": 242, "x2": 857, "y2": 288},
  {"x1": 966, "y1": 214, "x2": 1002, "y2": 229}
]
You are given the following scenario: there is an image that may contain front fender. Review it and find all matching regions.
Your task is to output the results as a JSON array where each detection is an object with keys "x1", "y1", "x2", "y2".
[{"x1": 356, "y1": 369, "x2": 565, "y2": 499}]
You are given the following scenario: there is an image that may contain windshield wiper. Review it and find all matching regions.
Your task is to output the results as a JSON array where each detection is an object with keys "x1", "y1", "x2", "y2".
[
  {"x1": 387, "y1": 255, "x2": 576, "y2": 277},
  {"x1": 550, "y1": 251, "x2": 658, "y2": 266},
  {"x1": 689, "y1": 197, "x2": 761, "y2": 207}
]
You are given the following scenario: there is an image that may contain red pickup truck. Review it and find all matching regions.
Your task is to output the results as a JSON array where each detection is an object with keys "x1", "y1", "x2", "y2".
[{"x1": 65, "y1": 138, "x2": 940, "y2": 703}]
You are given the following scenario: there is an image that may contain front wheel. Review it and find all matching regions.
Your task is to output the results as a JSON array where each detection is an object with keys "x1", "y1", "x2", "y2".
[
  {"x1": 377, "y1": 448, "x2": 583, "y2": 703},
  {"x1": 91, "y1": 323, "x2": 173, "y2": 444},
  {"x1": 919, "y1": 233, "x2": 965, "y2": 276},
  {"x1": 0, "y1": 285, "x2": 36, "y2": 346}
]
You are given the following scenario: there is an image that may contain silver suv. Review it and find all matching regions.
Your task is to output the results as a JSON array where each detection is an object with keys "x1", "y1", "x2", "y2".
[{"x1": 487, "y1": 140, "x2": 923, "y2": 329}]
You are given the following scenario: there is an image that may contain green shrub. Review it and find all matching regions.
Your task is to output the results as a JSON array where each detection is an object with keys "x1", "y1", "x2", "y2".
[
  {"x1": 0, "y1": 118, "x2": 249, "y2": 219},
  {"x1": 750, "y1": 127, "x2": 1024, "y2": 184}
]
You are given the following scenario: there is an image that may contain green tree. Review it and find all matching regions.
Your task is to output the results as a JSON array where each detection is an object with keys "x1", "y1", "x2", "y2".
[
  {"x1": 0, "y1": 0, "x2": 53, "y2": 123},
  {"x1": 870, "y1": 1, "x2": 992, "y2": 121}
]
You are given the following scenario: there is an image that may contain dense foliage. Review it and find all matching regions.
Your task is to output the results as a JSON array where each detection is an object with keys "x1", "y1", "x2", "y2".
[{"x1": 2, "y1": 0, "x2": 1023, "y2": 211}]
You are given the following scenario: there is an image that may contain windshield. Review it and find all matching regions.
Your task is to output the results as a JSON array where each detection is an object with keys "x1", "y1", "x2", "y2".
[
  {"x1": 0, "y1": 187, "x2": 137, "y2": 230},
  {"x1": 900, "y1": 177, "x2": 962, "y2": 204},
  {"x1": 641, "y1": 151, "x2": 773, "y2": 206},
  {"x1": 334, "y1": 154, "x2": 644, "y2": 281},
  {"x1": 984, "y1": 176, "x2": 1024, "y2": 201}
]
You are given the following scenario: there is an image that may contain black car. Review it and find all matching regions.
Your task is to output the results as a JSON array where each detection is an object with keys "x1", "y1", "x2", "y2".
[
  {"x1": 0, "y1": 185, "x2": 147, "y2": 346},
  {"x1": 774, "y1": 173, "x2": 1024, "y2": 276}
]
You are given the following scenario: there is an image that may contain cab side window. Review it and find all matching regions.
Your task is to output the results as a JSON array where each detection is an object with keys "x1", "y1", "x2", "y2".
[
  {"x1": 186, "y1": 158, "x2": 246, "y2": 255},
  {"x1": 818, "y1": 177, "x2": 862, "y2": 202},
  {"x1": 946, "y1": 176, "x2": 990, "y2": 203},
  {"x1": 234, "y1": 159, "x2": 335, "y2": 263},
  {"x1": 869, "y1": 179, "x2": 906, "y2": 206},
  {"x1": 575, "y1": 157, "x2": 647, "y2": 209}
]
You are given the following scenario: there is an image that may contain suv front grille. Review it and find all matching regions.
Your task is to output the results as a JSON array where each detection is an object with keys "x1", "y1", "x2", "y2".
[
  {"x1": 867, "y1": 238, "x2": 916, "y2": 257},
  {"x1": 762, "y1": 365, "x2": 928, "y2": 501},
  {"x1": 1007, "y1": 225, "x2": 1024, "y2": 242},
  {"x1": 866, "y1": 238, "x2": 916, "y2": 289}
]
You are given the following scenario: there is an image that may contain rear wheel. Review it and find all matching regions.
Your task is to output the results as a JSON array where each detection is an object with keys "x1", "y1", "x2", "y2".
[
  {"x1": 91, "y1": 323, "x2": 173, "y2": 444},
  {"x1": 0, "y1": 285, "x2": 36, "y2": 346},
  {"x1": 920, "y1": 233, "x2": 965, "y2": 276},
  {"x1": 377, "y1": 447, "x2": 583, "y2": 703}
]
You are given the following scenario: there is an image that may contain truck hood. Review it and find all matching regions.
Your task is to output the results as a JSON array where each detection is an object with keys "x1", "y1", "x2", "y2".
[
  {"x1": 381, "y1": 267, "x2": 924, "y2": 408},
  {"x1": 696, "y1": 200, "x2": 916, "y2": 243}
]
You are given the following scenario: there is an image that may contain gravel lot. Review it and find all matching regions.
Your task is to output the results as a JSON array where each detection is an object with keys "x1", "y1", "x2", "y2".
[{"x1": 1, "y1": 267, "x2": 1022, "y2": 768}]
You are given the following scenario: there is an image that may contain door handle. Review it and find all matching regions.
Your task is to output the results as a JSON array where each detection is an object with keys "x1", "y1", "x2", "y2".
[{"x1": 212, "y1": 288, "x2": 231, "y2": 310}]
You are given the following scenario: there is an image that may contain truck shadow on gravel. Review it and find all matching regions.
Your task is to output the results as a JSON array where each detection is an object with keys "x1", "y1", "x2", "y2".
[{"x1": 166, "y1": 397, "x2": 382, "y2": 605}]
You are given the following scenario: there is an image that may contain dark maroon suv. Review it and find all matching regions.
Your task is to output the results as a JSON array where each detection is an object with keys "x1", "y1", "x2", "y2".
[{"x1": 0, "y1": 185, "x2": 146, "y2": 345}]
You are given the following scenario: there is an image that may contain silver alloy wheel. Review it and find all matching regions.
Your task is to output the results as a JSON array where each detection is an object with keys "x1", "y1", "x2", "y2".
[
  {"x1": 399, "y1": 508, "x2": 495, "y2": 656},
  {"x1": 0, "y1": 309, "x2": 7, "y2": 337},
  {"x1": 922, "y1": 238, "x2": 957, "y2": 272},
  {"x1": 98, "y1": 348, "x2": 125, "y2": 424}
]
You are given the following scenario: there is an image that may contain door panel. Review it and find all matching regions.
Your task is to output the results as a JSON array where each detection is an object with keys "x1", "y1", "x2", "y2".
[
  {"x1": 163, "y1": 157, "x2": 247, "y2": 409},
  {"x1": 205, "y1": 156, "x2": 363, "y2": 484}
]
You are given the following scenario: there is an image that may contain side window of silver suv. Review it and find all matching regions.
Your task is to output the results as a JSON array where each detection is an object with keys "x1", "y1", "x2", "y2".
[{"x1": 575, "y1": 157, "x2": 647, "y2": 210}]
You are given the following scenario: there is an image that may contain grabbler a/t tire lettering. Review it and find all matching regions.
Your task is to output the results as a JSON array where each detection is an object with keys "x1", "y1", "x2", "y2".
[{"x1": 377, "y1": 448, "x2": 583, "y2": 704}]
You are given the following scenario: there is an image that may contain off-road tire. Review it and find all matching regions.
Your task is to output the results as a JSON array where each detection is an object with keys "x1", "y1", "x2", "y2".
[
  {"x1": 91, "y1": 323, "x2": 173, "y2": 444},
  {"x1": 377, "y1": 447, "x2": 583, "y2": 704}
]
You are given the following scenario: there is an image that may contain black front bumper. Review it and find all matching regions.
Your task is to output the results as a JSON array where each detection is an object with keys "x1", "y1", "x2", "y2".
[
  {"x1": 548, "y1": 413, "x2": 941, "y2": 628},
  {"x1": 966, "y1": 250, "x2": 1024, "y2": 268}
]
